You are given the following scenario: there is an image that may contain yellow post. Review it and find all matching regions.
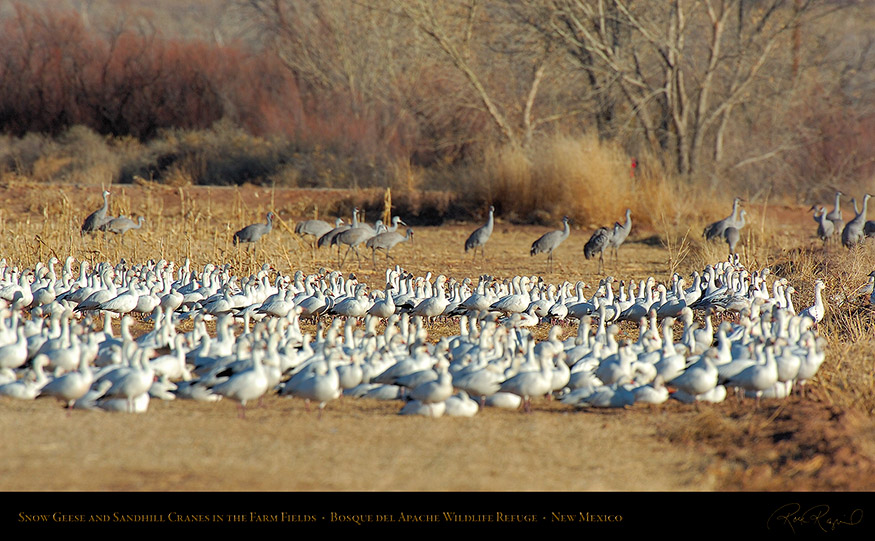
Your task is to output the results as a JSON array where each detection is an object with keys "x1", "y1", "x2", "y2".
[{"x1": 383, "y1": 187, "x2": 392, "y2": 227}]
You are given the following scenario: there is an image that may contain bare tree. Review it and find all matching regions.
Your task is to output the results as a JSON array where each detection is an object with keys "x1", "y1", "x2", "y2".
[
  {"x1": 393, "y1": 0, "x2": 572, "y2": 148},
  {"x1": 518, "y1": 0, "x2": 849, "y2": 177}
]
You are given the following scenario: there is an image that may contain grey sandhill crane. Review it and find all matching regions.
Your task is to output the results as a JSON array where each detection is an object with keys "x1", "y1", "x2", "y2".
[
  {"x1": 81, "y1": 189, "x2": 111, "y2": 236},
  {"x1": 530, "y1": 216, "x2": 570, "y2": 273},
  {"x1": 842, "y1": 194, "x2": 871, "y2": 248},
  {"x1": 811, "y1": 205, "x2": 835, "y2": 245},
  {"x1": 367, "y1": 227, "x2": 414, "y2": 267},
  {"x1": 608, "y1": 208, "x2": 632, "y2": 262},
  {"x1": 336, "y1": 209, "x2": 381, "y2": 269},
  {"x1": 465, "y1": 205, "x2": 495, "y2": 260},
  {"x1": 100, "y1": 216, "x2": 145, "y2": 245},
  {"x1": 297, "y1": 217, "x2": 342, "y2": 257},
  {"x1": 723, "y1": 209, "x2": 746, "y2": 255},
  {"x1": 826, "y1": 191, "x2": 844, "y2": 236},
  {"x1": 318, "y1": 210, "x2": 355, "y2": 262},
  {"x1": 703, "y1": 197, "x2": 743, "y2": 241},
  {"x1": 584, "y1": 227, "x2": 611, "y2": 273},
  {"x1": 296, "y1": 217, "x2": 337, "y2": 244},
  {"x1": 233, "y1": 211, "x2": 274, "y2": 252}
]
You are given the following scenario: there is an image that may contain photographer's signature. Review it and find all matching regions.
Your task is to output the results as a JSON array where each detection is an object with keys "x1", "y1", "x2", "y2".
[{"x1": 767, "y1": 503, "x2": 863, "y2": 534}]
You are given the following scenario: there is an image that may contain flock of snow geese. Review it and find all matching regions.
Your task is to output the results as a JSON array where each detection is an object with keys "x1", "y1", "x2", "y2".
[{"x1": 0, "y1": 244, "x2": 829, "y2": 418}]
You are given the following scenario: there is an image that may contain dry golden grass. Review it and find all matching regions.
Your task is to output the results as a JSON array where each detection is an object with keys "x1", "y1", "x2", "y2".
[{"x1": 1, "y1": 182, "x2": 875, "y2": 491}]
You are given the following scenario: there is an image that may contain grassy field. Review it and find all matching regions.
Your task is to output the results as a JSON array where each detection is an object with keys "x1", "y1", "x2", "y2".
[{"x1": 1, "y1": 182, "x2": 875, "y2": 492}]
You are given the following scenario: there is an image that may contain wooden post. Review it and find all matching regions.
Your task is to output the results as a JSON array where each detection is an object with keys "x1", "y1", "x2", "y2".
[{"x1": 383, "y1": 187, "x2": 392, "y2": 227}]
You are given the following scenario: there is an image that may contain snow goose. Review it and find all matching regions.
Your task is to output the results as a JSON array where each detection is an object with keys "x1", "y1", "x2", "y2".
[
  {"x1": 331, "y1": 283, "x2": 371, "y2": 319},
  {"x1": 799, "y1": 279, "x2": 826, "y2": 325},
  {"x1": 149, "y1": 374, "x2": 178, "y2": 401},
  {"x1": 174, "y1": 379, "x2": 222, "y2": 402},
  {"x1": 498, "y1": 340, "x2": 552, "y2": 413},
  {"x1": 257, "y1": 288, "x2": 297, "y2": 318},
  {"x1": 37, "y1": 354, "x2": 94, "y2": 413},
  {"x1": 98, "y1": 281, "x2": 141, "y2": 317},
  {"x1": 407, "y1": 365, "x2": 453, "y2": 415},
  {"x1": 571, "y1": 383, "x2": 636, "y2": 408},
  {"x1": 367, "y1": 284, "x2": 396, "y2": 319},
  {"x1": 399, "y1": 399, "x2": 446, "y2": 417},
  {"x1": 795, "y1": 335, "x2": 826, "y2": 397},
  {"x1": 672, "y1": 384, "x2": 727, "y2": 404},
  {"x1": 411, "y1": 275, "x2": 450, "y2": 325},
  {"x1": 444, "y1": 391, "x2": 479, "y2": 417},
  {"x1": 669, "y1": 348, "x2": 719, "y2": 397},
  {"x1": 724, "y1": 344, "x2": 779, "y2": 407},
  {"x1": 0, "y1": 354, "x2": 49, "y2": 399},
  {"x1": 484, "y1": 391, "x2": 522, "y2": 409},
  {"x1": 285, "y1": 358, "x2": 341, "y2": 418},
  {"x1": 73, "y1": 379, "x2": 113, "y2": 411},
  {"x1": 489, "y1": 276, "x2": 532, "y2": 316},
  {"x1": 595, "y1": 339, "x2": 635, "y2": 387},
  {"x1": 452, "y1": 361, "x2": 503, "y2": 405},
  {"x1": 633, "y1": 377, "x2": 669, "y2": 405},
  {"x1": 0, "y1": 325, "x2": 28, "y2": 371},
  {"x1": 99, "y1": 391, "x2": 150, "y2": 413},
  {"x1": 210, "y1": 351, "x2": 269, "y2": 418},
  {"x1": 103, "y1": 349, "x2": 156, "y2": 413}
]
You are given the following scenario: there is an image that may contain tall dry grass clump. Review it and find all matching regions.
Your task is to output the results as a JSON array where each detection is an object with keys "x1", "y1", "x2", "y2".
[
  {"x1": 759, "y1": 242, "x2": 875, "y2": 414},
  {"x1": 483, "y1": 133, "x2": 642, "y2": 226}
]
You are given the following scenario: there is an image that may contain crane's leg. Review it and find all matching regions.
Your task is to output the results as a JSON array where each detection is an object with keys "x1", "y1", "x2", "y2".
[{"x1": 340, "y1": 246, "x2": 352, "y2": 269}]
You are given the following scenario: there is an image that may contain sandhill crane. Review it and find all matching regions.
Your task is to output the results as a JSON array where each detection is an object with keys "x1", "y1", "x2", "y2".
[
  {"x1": 81, "y1": 190, "x2": 111, "y2": 236},
  {"x1": 465, "y1": 205, "x2": 495, "y2": 260},
  {"x1": 337, "y1": 210, "x2": 380, "y2": 269},
  {"x1": 584, "y1": 227, "x2": 611, "y2": 273},
  {"x1": 608, "y1": 208, "x2": 632, "y2": 262},
  {"x1": 318, "y1": 210, "x2": 356, "y2": 262},
  {"x1": 530, "y1": 216, "x2": 570, "y2": 272},
  {"x1": 233, "y1": 212, "x2": 274, "y2": 252},
  {"x1": 385, "y1": 216, "x2": 406, "y2": 232},
  {"x1": 723, "y1": 209, "x2": 746, "y2": 255},
  {"x1": 826, "y1": 191, "x2": 844, "y2": 236},
  {"x1": 842, "y1": 194, "x2": 871, "y2": 248},
  {"x1": 703, "y1": 197, "x2": 742, "y2": 241},
  {"x1": 296, "y1": 217, "x2": 341, "y2": 256},
  {"x1": 811, "y1": 205, "x2": 834, "y2": 245},
  {"x1": 366, "y1": 228, "x2": 414, "y2": 267},
  {"x1": 100, "y1": 216, "x2": 145, "y2": 245}
]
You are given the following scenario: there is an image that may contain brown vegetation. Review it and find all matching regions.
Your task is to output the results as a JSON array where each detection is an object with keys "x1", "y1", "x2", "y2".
[
  {"x1": 2, "y1": 184, "x2": 875, "y2": 491},
  {"x1": 0, "y1": 2, "x2": 872, "y2": 205}
]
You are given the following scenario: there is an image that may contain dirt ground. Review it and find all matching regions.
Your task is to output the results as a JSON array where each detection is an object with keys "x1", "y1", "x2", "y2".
[{"x1": 1, "y1": 183, "x2": 874, "y2": 495}]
